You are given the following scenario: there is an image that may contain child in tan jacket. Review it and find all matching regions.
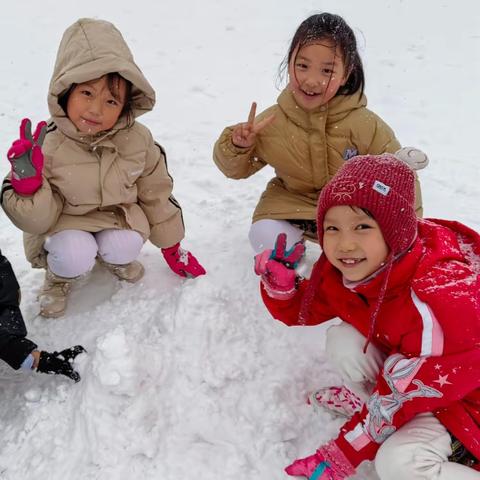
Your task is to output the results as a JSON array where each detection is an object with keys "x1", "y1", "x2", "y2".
[
  {"x1": 2, "y1": 18, "x2": 205, "y2": 318},
  {"x1": 213, "y1": 13, "x2": 425, "y2": 256}
]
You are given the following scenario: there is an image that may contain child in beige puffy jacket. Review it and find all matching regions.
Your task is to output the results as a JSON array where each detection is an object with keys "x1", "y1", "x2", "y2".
[
  {"x1": 2, "y1": 18, "x2": 205, "y2": 318},
  {"x1": 213, "y1": 13, "x2": 426, "y2": 257}
]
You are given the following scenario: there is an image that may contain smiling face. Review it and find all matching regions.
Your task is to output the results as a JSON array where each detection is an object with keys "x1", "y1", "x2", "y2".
[
  {"x1": 66, "y1": 75, "x2": 127, "y2": 134},
  {"x1": 288, "y1": 41, "x2": 348, "y2": 111},
  {"x1": 322, "y1": 205, "x2": 390, "y2": 281}
]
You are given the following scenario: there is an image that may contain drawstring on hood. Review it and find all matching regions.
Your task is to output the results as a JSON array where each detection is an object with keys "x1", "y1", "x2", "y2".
[{"x1": 361, "y1": 252, "x2": 393, "y2": 352}]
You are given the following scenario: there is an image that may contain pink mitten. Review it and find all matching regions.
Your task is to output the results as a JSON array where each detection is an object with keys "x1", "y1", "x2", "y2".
[
  {"x1": 254, "y1": 233, "x2": 305, "y2": 300},
  {"x1": 161, "y1": 243, "x2": 206, "y2": 278},
  {"x1": 308, "y1": 385, "x2": 364, "y2": 417},
  {"x1": 285, "y1": 441, "x2": 355, "y2": 479},
  {"x1": 7, "y1": 118, "x2": 47, "y2": 195}
]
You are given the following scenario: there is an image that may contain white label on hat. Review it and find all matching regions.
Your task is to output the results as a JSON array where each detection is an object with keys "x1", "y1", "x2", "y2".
[{"x1": 373, "y1": 180, "x2": 390, "y2": 196}]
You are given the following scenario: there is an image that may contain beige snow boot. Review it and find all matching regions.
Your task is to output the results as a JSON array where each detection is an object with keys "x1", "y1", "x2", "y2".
[
  {"x1": 38, "y1": 269, "x2": 76, "y2": 318},
  {"x1": 102, "y1": 260, "x2": 145, "y2": 283}
]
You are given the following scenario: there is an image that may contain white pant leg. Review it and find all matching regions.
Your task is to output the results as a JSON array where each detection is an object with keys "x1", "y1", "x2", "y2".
[
  {"x1": 44, "y1": 229, "x2": 98, "y2": 278},
  {"x1": 95, "y1": 229, "x2": 144, "y2": 265},
  {"x1": 248, "y1": 219, "x2": 304, "y2": 254},
  {"x1": 325, "y1": 322, "x2": 386, "y2": 401},
  {"x1": 375, "y1": 413, "x2": 479, "y2": 480}
]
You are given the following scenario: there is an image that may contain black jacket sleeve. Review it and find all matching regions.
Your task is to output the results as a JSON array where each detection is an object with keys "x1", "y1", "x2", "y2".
[{"x1": 0, "y1": 251, "x2": 37, "y2": 369}]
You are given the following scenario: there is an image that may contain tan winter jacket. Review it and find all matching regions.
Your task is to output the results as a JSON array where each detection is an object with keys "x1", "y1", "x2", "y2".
[
  {"x1": 214, "y1": 89, "x2": 422, "y2": 223},
  {"x1": 1, "y1": 18, "x2": 184, "y2": 268}
]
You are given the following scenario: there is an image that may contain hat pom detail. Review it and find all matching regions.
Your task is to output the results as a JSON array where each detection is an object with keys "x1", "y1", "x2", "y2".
[{"x1": 394, "y1": 147, "x2": 429, "y2": 171}]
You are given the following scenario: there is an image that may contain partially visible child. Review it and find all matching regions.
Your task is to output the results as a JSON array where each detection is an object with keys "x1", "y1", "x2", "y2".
[
  {"x1": 2, "y1": 18, "x2": 205, "y2": 318},
  {"x1": 0, "y1": 249, "x2": 83, "y2": 381},
  {"x1": 255, "y1": 154, "x2": 480, "y2": 478},
  {"x1": 213, "y1": 13, "x2": 425, "y2": 256}
]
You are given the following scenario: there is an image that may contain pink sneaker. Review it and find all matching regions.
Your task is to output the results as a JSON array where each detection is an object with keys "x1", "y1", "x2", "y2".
[{"x1": 308, "y1": 385, "x2": 363, "y2": 417}]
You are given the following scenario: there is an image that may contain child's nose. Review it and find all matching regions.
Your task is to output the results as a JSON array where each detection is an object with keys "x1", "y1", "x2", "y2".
[
  {"x1": 304, "y1": 73, "x2": 323, "y2": 88},
  {"x1": 338, "y1": 235, "x2": 356, "y2": 252},
  {"x1": 304, "y1": 76, "x2": 319, "y2": 88},
  {"x1": 87, "y1": 99, "x2": 102, "y2": 116}
]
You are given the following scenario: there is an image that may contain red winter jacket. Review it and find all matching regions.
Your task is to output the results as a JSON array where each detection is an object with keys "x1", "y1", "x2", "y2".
[{"x1": 261, "y1": 219, "x2": 480, "y2": 466}]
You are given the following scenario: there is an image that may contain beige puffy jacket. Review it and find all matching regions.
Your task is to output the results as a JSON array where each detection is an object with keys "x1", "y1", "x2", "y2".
[
  {"x1": 1, "y1": 18, "x2": 184, "y2": 268},
  {"x1": 214, "y1": 88, "x2": 422, "y2": 223}
]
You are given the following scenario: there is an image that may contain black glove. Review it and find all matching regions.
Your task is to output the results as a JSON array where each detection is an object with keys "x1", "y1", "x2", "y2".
[{"x1": 37, "y1": 345, "x2": 86, "y2": 382}]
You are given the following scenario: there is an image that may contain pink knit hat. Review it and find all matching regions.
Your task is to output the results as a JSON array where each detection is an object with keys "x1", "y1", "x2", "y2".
[
  {"x1": 317, "y1": 153, "x2": 417, "y2": 254},
  {"x1": 300, "y1": 154, "x2": 419, "y2": 348}
]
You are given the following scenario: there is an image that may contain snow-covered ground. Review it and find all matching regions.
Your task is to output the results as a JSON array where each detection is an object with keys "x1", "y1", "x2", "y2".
[{"x1": 0, "y1": 1, "x2": 478, "y2": 479}]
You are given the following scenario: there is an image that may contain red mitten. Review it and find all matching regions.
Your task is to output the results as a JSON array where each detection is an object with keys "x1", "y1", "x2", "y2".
[
  {"x1": 285, "y1": 441, "x2": 355, "y2": 479},
  {"x1": 161, "y1": 243, "x2": 206, "y2": 278},
  {"x1": 254, "y1": 233, "x2": 305, "y2": 300},
  {"x1": 7, "y1": 118, "x2": 47, "y2": 195}
]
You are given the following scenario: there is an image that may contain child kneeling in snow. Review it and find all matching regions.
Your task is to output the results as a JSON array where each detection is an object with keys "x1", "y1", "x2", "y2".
[
  {"x1": 0, "y1": 250, "x2": 83, "y2": 381},
  {"x1": 255, "y1": 154, "x2": 480, "y2": 478},
  {"x1": 1, "y1": 18, "x2": 205, "y2": 318}
]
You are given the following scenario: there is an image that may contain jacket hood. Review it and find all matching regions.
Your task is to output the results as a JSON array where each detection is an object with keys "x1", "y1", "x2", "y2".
[{"x1": 48, "y1": 18, "x2": 155, "y2": 138}]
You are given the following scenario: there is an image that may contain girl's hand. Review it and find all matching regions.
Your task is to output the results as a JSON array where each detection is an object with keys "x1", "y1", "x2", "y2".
[
  {"x1": 254, "y1": 233, "x2": 305, "y2": 300},
  {"x1": 36, "y1": 345, "x2": 86, "y2": 382},
  {"x1": 161, "y1": 243, "x2": 206, "y2": 278},
  {"x1": 285, "y1": 440, "x2": 355, "y2": 479},
  {"x1": 7, "y1": 118, "x2": 47, "y2": 196},
  {"x1": 231, "y1": 102, "x2": 275, "y2": 148}
]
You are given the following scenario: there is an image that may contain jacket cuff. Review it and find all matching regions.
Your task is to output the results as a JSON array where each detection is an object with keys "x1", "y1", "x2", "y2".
[
  {"x1": 0, "y1": 337, "x2": 38, "y2": 370},
  {"x1": 321, "y1": 440, "x2": 356, "y2": 477}
]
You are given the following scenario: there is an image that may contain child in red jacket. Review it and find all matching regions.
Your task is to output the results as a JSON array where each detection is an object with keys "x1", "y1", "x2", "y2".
[{"x1": 255, "y1": 154, "x2": 480, "y2": 479}]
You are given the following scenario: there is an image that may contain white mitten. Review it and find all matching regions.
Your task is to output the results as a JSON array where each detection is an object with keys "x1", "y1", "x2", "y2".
[{"x1": 395, "y1": 147, "x2": 429, "y2": 170}]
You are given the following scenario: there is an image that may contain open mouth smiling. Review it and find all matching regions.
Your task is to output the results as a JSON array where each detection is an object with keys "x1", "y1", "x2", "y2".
[
  {"x1": 301, "y1": 88, "x2": 321, "y2": 97},
  {"x1": 338, "y1": 258, "x2": 365, "y2": 266}
]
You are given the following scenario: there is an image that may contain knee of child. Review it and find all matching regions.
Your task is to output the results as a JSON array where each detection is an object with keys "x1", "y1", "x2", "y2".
[
  {"x1": 248, "y1": 219, "x2": 303, "y2": 253},
  {"x1": 375, "y1": 440, "x2": 413, "y2": 480},
  {"x1": 375, "y1": 436, "x2": 445, "y2": 480},
  {"x1": 95, "y1": 229, "x2": 144, "y2": 265},
  {"x1": 326, "y1": 323, "x2": 363, "y2": 360},
  {"x1": 45, "y1": 230, "x2": 98, "y2": 277}
]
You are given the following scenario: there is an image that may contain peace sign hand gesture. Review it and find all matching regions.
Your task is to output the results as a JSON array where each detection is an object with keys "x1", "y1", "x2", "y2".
[
  {"x1": 7, "y1": 118, "x2": 47, "y2": 196},
  {"x1": 231, "y1": 102, "x2": 275, "y2": 148},
  {"x1": 254, "y1": 233, "x2": 305, "y2": 300}
]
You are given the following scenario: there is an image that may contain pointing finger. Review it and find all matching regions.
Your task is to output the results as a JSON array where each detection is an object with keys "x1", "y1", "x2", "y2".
[
  {"x1": 272, "y1": 233, "x2": 287, "y2": 260},
  {"x1": 33, "y1": 121, "x2": 48, "y2": 146},
  {"x1": 20, "y1": 118, "x2": 33, "y2": 142},
  {"x1": 286, "y1": 242, "x2": 306, "y2": 266},
  {"x1": 247, "y1": 102, "x2": 257, "y2": 127}
]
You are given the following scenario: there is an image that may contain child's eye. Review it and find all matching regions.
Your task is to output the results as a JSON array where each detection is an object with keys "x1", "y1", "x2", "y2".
[
  {"x1": 107, "y1": 99, "x2": 120, "y2": 106},
  {"x1": 295, "y1": 63, "x2": 308, "y2": 70},
  {"x1": 80, "y1": 90, "x2": 92, "y2": 97},
  {"x1": 322, "y1": 68, "x2": 334, "y2": 75},
  {"x1": 324, "y1": 225, "x2": 338, "y2": 232},
  {"x1": 356, "y1": 224, "x2": 372, "y2": 230}
]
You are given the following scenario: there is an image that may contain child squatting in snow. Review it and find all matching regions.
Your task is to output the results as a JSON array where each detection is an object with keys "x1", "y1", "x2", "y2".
[
  {"x1": 1, "y1": 18, "x2": 205, "y2": 319},
  {"x1": 255, "y1": 154, "x2": 480, "y2": 479},
  {"x1": 213, "y1": 12, "x2": 425, "y2": 262}
]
